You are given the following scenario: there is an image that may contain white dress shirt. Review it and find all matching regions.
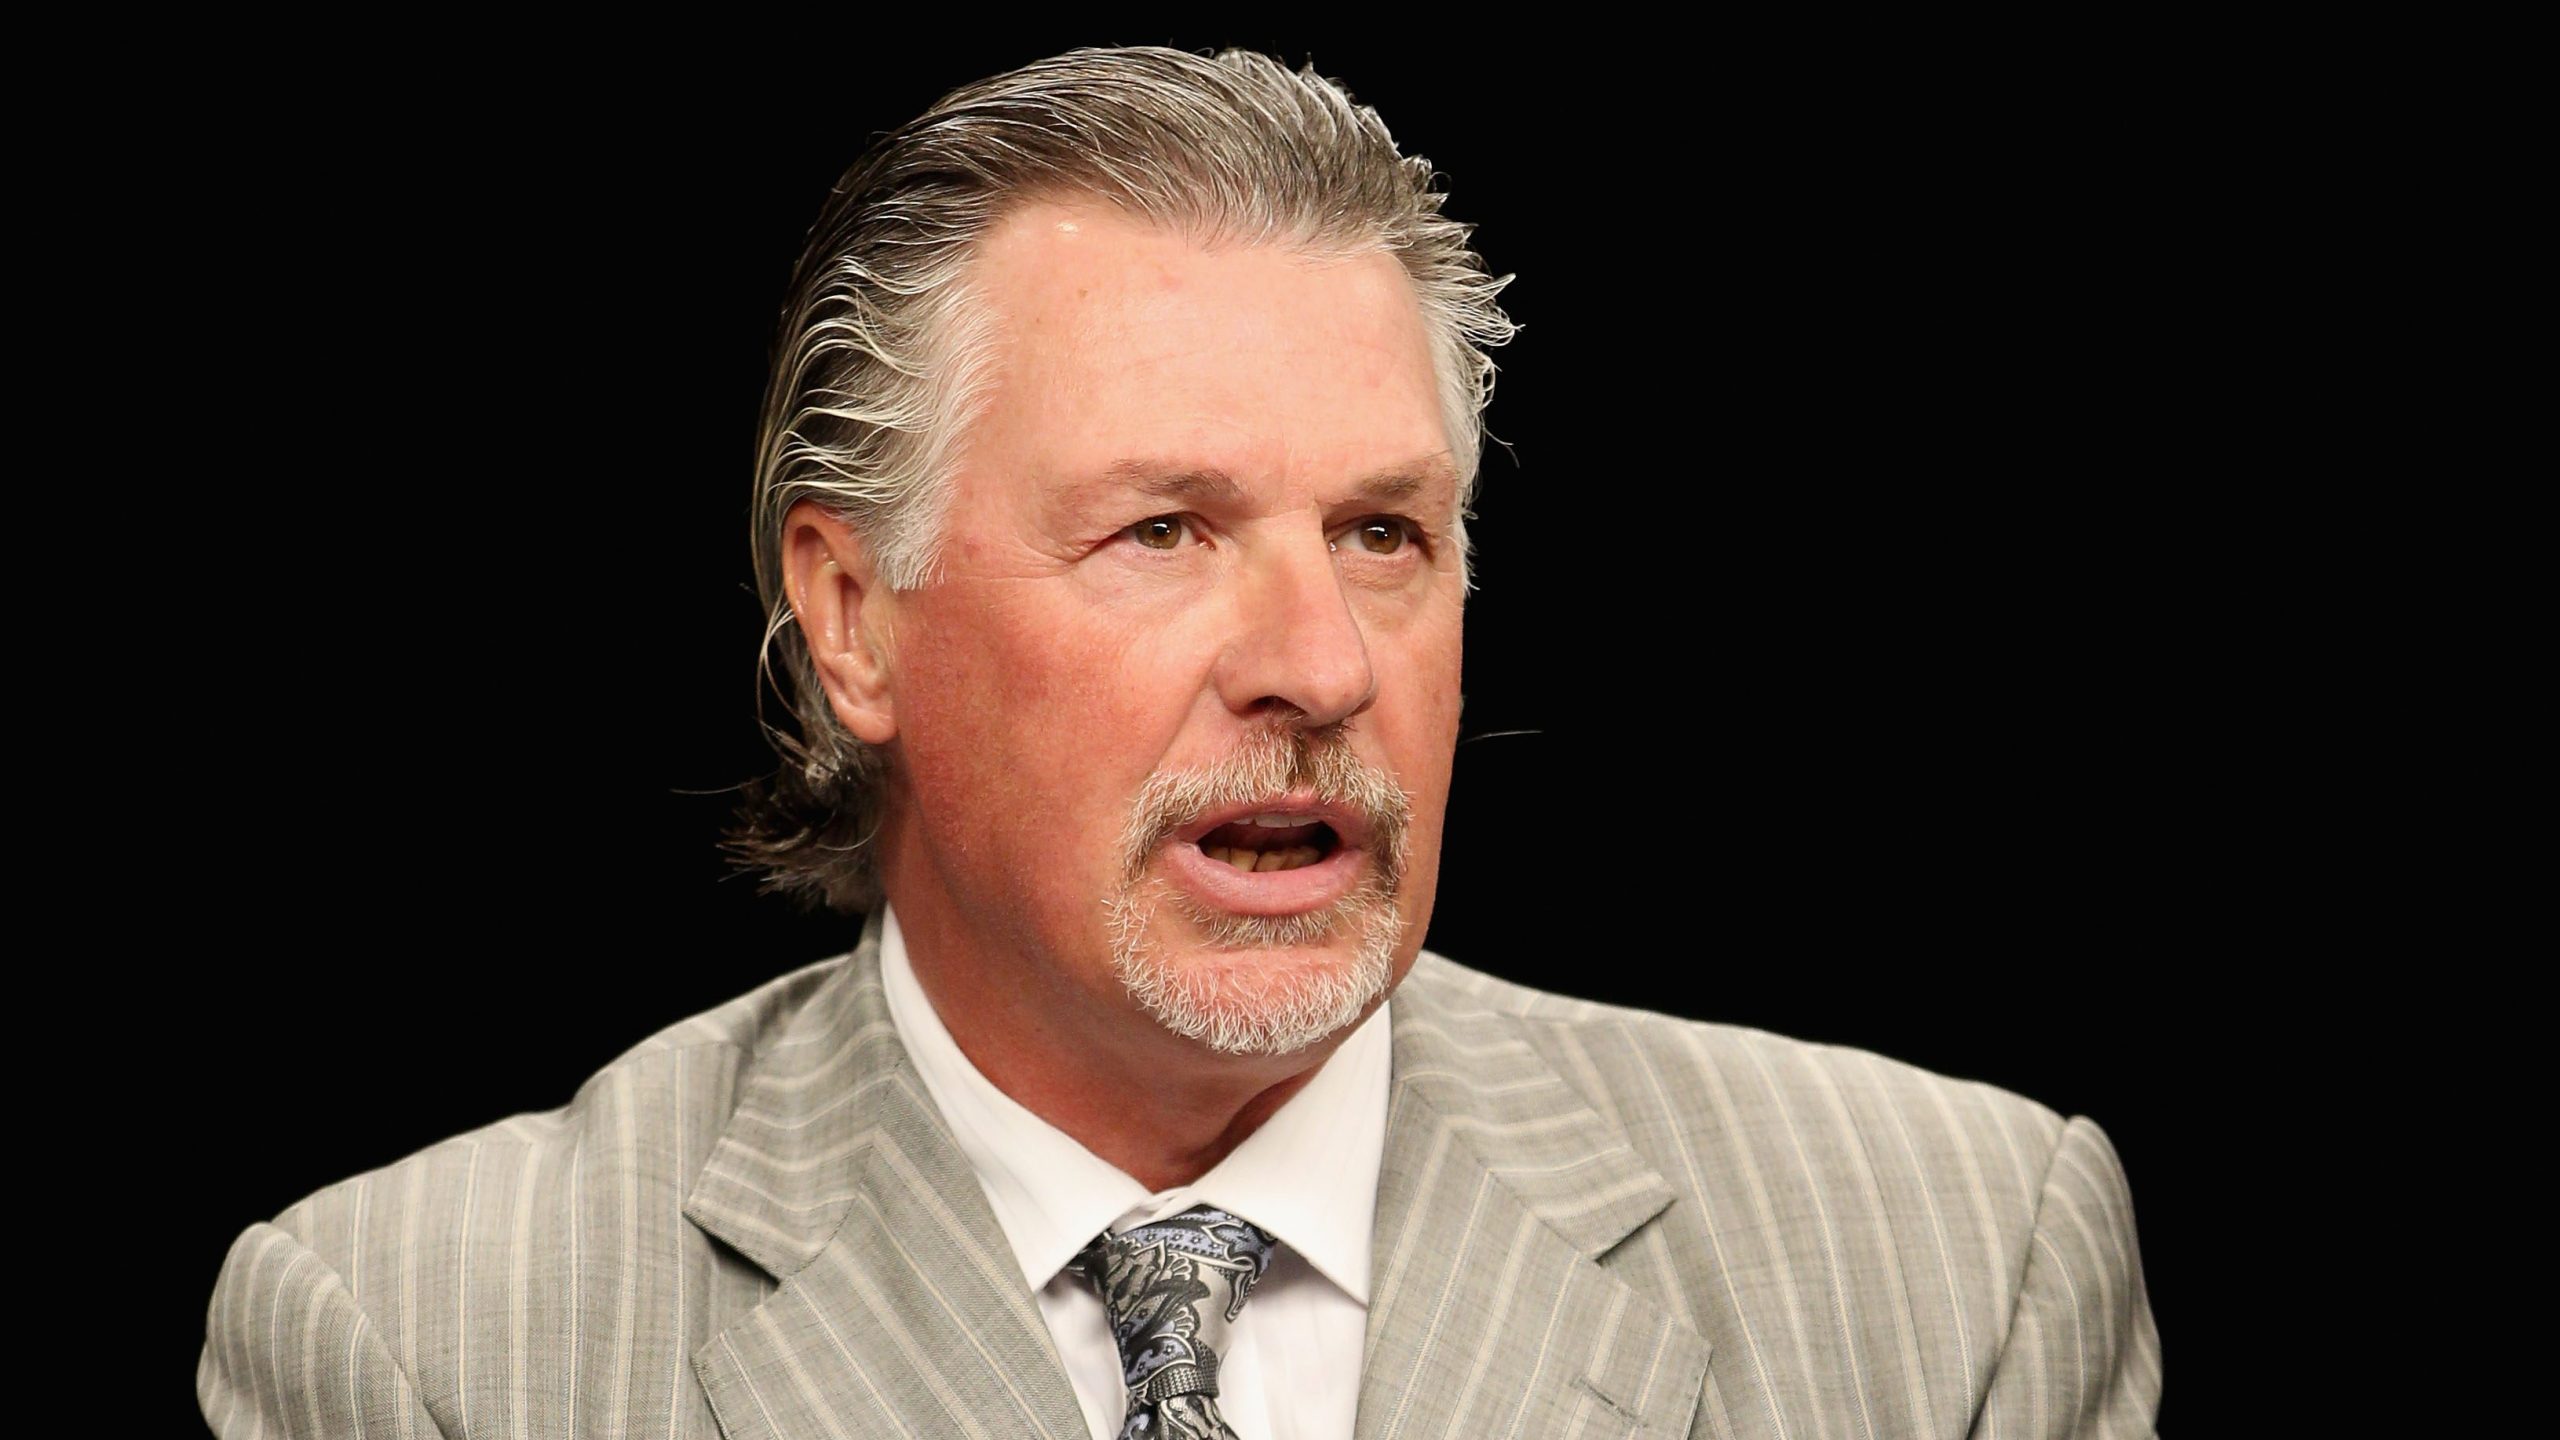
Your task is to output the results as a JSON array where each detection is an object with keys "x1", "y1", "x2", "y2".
[{"x1": 878, "y1": 904, "x2": 1388, "y2": 1440}]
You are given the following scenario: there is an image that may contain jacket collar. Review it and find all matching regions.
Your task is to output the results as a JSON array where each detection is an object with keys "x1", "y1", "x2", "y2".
[
  {"x1": 683, "y1": 908, "x2": 905, "y2": 1278},
  {"x1": 684, "y1": 924, "x2": 1711, "y2": 1439},
  {"x1": 683, "y1": 910, "x2": 1090, "y2": 1440},
  {"x1": 1355, "y1": 954, "x2": 1713, "y2": 1437}
]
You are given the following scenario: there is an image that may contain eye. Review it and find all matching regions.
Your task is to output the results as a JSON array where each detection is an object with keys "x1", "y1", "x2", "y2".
[
  {"x1": 1124, "y1": 514, "x2": 1195, "y2": 550},
  {"x1": 1332, "y1": 517, "x2": 1419, "y2": 556}
]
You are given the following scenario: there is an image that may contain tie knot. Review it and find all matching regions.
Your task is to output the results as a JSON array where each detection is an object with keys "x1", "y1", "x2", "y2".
[{"x1": 1067, "y1": 1203, "x2": 1279, "y2": 1416}]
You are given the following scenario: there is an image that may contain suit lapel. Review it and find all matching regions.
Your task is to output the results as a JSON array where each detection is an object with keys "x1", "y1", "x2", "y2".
[
  {"x1": 1357, "y1": 957, "x2": 1714, "y2": 1438},
  {"x1": 683, "y1": 913, "x2": 1088, "y2": 1440},
  {"x1": 676, "y1": 925, "x2": 1717, "y2": 1438}
]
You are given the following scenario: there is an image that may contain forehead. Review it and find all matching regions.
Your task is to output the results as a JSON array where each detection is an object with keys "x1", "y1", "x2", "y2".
[{"x1": 959, "y1": 198, "x2": 1451, "y2": 501}]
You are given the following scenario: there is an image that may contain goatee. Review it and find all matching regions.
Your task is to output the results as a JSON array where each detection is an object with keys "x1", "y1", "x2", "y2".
[{"x1": 1104, "y1": 721, "x2": 1412, "y2": 1056}]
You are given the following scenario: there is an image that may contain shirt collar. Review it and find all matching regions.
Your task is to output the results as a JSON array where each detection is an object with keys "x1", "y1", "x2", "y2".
[{"x1": 877, "y1": 902, "x2": 1386, "y2": 1304}]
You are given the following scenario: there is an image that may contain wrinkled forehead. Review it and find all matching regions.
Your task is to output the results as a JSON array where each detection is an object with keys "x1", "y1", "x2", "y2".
[
  {"x1": 1048, "y1": 453, "x2": 1462, "y2": 524},
  {"x1": 960, "y1": 198, "x2": 1454, "y2": 512}
]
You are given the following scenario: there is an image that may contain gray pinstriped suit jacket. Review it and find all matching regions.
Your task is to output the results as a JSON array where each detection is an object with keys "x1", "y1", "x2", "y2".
[{"x1": 200, "y1": 912, "x2": 2163, "y2": 1437}]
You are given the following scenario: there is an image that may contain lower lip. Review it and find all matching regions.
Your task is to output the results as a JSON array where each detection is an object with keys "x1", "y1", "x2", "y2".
[{"x1": 1158, "y1": 839, "x2": 1367, "y2": 916}]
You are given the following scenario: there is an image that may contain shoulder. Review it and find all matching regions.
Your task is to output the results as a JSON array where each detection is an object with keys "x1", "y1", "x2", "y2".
[
  {"x1": 265, "y1": 953, "x2": 846, "y2": 1251},
  {"x1": 1396, "y1": 950, "x2": 2083, "y2": 1251},
  {"x1": 201, "y1": 955, "x2": 849, "y2": 1431},
  {"x1": 1393, "y1": 952, "x2": 2161, "y2": 1427},
  {"x1": 207, "y1": 948, "x2": 849, "y2": 1424},
  {"x1": 1402, "y1": 948, "x2": 2070, "y2": 1152},
  {"x1": 204, "y1": 948, "x2": 849, "y2": 1424}
]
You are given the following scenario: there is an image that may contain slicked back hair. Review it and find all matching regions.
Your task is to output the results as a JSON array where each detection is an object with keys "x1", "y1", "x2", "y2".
[{"x1": 729, "y1": 44, "x2": 1518, "y2": 913}]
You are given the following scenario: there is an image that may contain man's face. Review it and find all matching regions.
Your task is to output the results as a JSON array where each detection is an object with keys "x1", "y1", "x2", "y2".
[{"x1": 868, "y1": 198, "x2": 1464, "y2": 1058}]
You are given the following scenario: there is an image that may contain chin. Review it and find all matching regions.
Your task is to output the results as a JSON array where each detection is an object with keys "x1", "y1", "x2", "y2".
[{"x1": 1103, "y1": 879, "x2": 1404, "y2": 1057}]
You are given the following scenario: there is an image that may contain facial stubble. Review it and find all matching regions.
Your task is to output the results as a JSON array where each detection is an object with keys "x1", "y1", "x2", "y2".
[{"x1": 1104, "y1": 723, "x2": 1414, "y2": 1056}]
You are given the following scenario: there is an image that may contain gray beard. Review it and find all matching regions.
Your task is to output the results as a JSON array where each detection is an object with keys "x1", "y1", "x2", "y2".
[
  {"x1": 1104, "y1": 875, "x2": 1403, "y2": 1056},
  {"x1": 1102, "y1": 718, "x2": 1414, "y2": 1056}
]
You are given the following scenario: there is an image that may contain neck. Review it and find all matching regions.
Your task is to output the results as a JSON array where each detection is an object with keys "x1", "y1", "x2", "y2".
[
  {"x1": 885, "y1": 892, "x2": 1359, "y2": 1194},
  {"x1": 955, "y1": 1027, "x2": 1332, "y2": 1193}
]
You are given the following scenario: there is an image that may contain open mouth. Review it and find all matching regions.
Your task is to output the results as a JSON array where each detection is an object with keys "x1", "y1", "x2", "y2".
[{"x1": 1192, "y1": 814, "x2": 1342, "y2": 874}]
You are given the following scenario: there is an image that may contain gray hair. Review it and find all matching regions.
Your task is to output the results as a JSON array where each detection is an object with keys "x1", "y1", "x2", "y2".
[{"x1": 726, "y1": 44, "x2": 1519, "y2": 913}]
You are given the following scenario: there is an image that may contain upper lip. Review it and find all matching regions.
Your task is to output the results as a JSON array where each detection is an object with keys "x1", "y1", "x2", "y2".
[{"x1": 1171, "y1": 791, "x2": 1373, "y2": 851}]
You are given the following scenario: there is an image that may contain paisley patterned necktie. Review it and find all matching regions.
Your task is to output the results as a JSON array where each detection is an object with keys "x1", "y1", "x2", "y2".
[{"x1": 1064, "y1": 1203, "x2": 1280, "y2": 1440}]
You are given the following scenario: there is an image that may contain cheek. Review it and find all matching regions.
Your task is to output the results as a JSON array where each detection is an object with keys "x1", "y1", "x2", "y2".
[
  {"x1": 901, "y1": 620, "x2": 1068, "y2": 797},
  {"x1": 1387, "y1": 601, "x2": 1466, "y2": 760},
  {"x1": 1374, "y1": 608, "x2": 1465, "y2": 873},
  {"x1": 891, "y1": 592, "x2": 1193, "y2": 848}
]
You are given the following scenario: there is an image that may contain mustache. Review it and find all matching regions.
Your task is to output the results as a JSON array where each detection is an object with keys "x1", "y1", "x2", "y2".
[{"x1": 1116, "y1": 720, "x2": 1412, "y2": 888}]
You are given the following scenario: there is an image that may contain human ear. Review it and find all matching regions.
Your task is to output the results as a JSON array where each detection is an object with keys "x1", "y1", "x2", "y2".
[{"x1": 782, "y1": 498, "x2": 899, "y2": 746}]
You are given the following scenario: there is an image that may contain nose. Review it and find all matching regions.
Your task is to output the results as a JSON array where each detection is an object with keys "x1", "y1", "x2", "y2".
[{"x1": 1213, "y1": 530, "x2": 1380, "y2": 728}]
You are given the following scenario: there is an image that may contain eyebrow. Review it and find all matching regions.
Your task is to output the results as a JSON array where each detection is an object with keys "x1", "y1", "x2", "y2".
[
  {"x1": 1093, "y1": 459, "x2": 1247, "y2": 507},
  {"x1": 1076, "y1": 454, "x2": 1459, "y2": 510}
]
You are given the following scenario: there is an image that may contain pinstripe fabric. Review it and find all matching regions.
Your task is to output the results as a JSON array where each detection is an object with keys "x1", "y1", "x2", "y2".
[
  {"x1": 201, "y1": 911, "x2": 2161, "y2": 1437},
  {"x1": 1374, "y1": 962, "x2": 2162, "y2": 1439},
  {"x1": 198, "y1": 953, "x2": 814, "y2": 1440}
]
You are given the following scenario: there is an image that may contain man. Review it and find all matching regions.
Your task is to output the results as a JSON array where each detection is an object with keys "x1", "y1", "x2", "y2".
[{"x1": 200, "y1": 45, "x2": 2161, "y2": 1439}]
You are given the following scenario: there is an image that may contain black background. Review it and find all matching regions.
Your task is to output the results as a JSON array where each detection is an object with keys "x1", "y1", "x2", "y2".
[{"x1": 142, "y1": 23, "x2": 2237, "y2": 1430}]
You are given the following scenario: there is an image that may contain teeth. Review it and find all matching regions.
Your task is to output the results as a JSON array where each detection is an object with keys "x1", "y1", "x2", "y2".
[
  {"x1": 1205, "y1": 845, "x2": 1324, "y2": 873},
  {"x1": 1248, "y1": 812, "x2": 1318, "y2": 827}
]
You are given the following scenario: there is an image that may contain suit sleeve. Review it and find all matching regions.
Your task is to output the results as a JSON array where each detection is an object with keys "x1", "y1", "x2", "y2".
[
  {"x1": 1968, "y1": 1115, "x2": 2164, "y2": 1439},
  {"x1": 199, "y1": 1220, "x2": 449, "y2": 1439}
]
